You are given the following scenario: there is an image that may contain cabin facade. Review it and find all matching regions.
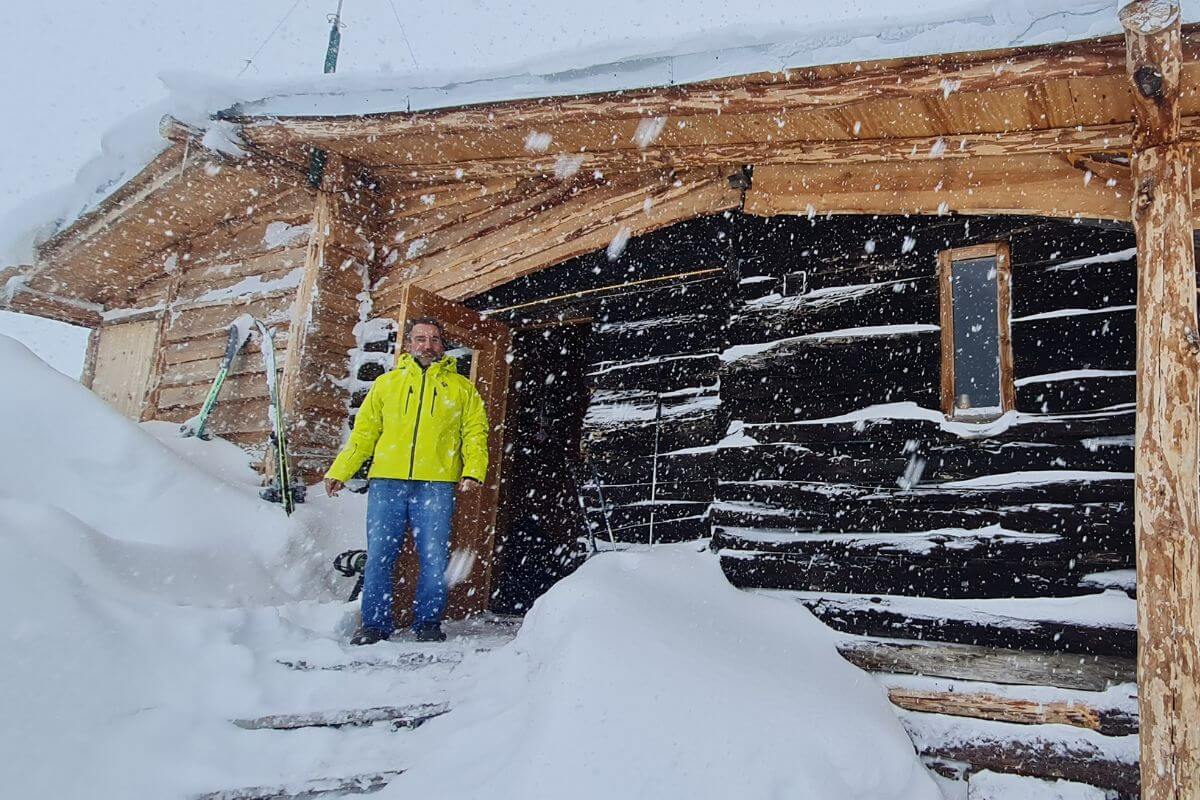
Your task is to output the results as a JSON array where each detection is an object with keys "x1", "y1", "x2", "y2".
[{"x1": 6, "y1": 4, "x2": 1200, "y2": 796}]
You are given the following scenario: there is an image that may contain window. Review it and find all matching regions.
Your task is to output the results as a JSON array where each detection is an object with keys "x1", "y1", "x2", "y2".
[{"x1": 938, "y1": 243, "x2": 1014, "y2": 420}]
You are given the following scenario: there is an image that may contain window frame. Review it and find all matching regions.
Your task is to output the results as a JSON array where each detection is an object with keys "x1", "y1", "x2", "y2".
[{"x1": 937, "y1": 242, "x2": 1015, "y2": 419}]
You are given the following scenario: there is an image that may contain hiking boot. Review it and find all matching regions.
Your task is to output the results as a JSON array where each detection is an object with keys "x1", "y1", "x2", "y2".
[
  {"x1": 413, "y1": 623, "x2": 446, "y2": 642},
  {"x1": 350, "y1": 627, "x2": 388, "y2": 646}
]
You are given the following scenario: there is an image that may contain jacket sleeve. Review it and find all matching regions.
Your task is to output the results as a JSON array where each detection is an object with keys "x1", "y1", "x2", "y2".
[
  {"x1": 325, "y1": 379, "x2": 385, "y2": 482},
  {"x1": 459, "y1": 383, "x2": 490, "y2": 482}
]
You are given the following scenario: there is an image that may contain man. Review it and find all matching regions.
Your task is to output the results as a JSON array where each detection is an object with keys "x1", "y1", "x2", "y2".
[{"x1": 324, "y1": 317, "x2": 489, "y2": 644}]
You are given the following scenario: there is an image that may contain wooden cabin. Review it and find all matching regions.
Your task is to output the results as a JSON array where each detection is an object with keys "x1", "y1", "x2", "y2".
[{"x1": 5, "y1": 3, "x2": 1200, "y2": 796}]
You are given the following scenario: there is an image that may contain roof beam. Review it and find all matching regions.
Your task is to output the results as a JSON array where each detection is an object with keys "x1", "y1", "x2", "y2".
[{"x1": 238, "y1": 34, "x2": 1140, "y2": 148}]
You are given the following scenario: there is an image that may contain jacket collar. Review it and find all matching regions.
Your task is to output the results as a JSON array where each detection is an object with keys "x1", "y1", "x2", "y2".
[{"x1": 395, "y1": 353, "x2": 458, "y2": 376}]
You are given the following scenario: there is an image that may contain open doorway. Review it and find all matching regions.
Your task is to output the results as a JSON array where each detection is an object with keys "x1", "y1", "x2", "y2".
[{"x1": 490, "y1": 322, "x2": 592, "y2": 614}]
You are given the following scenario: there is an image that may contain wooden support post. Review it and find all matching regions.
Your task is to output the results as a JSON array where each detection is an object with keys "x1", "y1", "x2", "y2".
[
  {"x1": 1121, "y1": 2, "x2": 1200, "y2": 798},
  {"x1": 279, "y1": 173, "x2": 377, "y2": 484}
]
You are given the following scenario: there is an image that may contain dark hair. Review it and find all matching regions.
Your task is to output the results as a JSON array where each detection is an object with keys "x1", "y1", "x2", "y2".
[{"x1": 404, "y1": 316, "x2": 445, "y2": 340}]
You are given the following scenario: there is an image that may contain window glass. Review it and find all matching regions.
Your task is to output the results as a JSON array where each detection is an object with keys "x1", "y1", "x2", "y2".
[{"x1": 950, "y1": 256, "x2": 1000, "y2": 416}]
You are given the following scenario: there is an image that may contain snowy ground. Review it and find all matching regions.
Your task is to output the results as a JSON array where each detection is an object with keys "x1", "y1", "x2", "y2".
[{"x1": 0, "y1": 333, "x2": 949, "y2": 798}]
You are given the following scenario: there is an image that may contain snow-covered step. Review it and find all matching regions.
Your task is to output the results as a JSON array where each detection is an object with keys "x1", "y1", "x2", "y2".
[
  {"x1": 766, "y1": 589, "x2": 1136, "y2": 657},
  {"x1": 876, "y1": 672, "x2": 1137, "y2": 736},
  {"x1": 901, "y1": 710, "x2": 1138, "y2": 797},
  {"x1": 233, "y1": 703, "x2": 448, "y2": 731},
  {"x1": 835, "y1": 636, "x2": 1135, "y2": 691},
  {"x1": 276, "y1": 651, "x2": 464, "y2": 672},
  {"x1": 192, "y1": 770, "x2": 403, "y2": 800}
]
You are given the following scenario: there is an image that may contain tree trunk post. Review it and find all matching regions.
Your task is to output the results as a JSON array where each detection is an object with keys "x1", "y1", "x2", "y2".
[{"x1": 1120, "y1": 2, "x2": 1200, "y2": 798}]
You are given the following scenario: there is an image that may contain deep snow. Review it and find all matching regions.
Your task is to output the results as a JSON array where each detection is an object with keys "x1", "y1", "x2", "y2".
[{"x1": 0, "y1": 333, "x2": 943, "y2": 798}]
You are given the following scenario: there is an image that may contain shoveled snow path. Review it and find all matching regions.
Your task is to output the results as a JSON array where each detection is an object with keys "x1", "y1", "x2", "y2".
[{"x1": 188, "y1": 615, "x2": 520, "y2": 798}]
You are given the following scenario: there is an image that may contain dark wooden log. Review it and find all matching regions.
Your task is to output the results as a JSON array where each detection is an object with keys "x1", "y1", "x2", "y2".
[
  {"x1": 792, "y1": 593, "x2": 1136, "y2": 657},
  {"x1": 901, "y1": 710, "x2": 1139, "y2": 796}
]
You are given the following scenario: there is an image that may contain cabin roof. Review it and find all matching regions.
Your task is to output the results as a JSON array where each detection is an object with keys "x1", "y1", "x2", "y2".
[{"x1": 10, "y1": 10, "x2": 1200, "y2": 315}]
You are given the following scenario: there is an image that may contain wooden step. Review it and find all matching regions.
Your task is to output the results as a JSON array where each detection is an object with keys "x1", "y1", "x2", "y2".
[
  {"x1": 769, "y1": 590, "x2": 1137, "y2": 657},
  {"x1": 835, "y1": 637, "x2": 1135, "y2": 691},
  {"x1": 192, "y1": 770, "x2": 404, "y2": 800},
  {"x1": 232, "y1": 703, "x2": 449, "y2": 731},
  {"x1": 901, "y1": 710, "x2": 1139, "y2": 797}
]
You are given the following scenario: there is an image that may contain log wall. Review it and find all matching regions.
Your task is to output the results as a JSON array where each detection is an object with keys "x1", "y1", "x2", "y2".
[
  {"x1": 141, "y1": 188, "x2": 318, "y2": 451},
  {"x1": 475, "y1": 210, "x2": 1144, "y2": 796}
]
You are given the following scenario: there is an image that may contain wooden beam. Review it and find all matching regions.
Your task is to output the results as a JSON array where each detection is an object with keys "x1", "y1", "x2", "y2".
[
  {"x1": 1122, "y1": 3, "x2": 1200, "y2": 799},
  {"x1": 835, "y1": 638, "x2": 1136, "y2": 692},
  {"x1": 746, "y1": 153, "x2": 1133, "y2": 221},
  {"x1": 886, "y1": 687, "x2": 1137, "y2": 736},
  {"x1": 373, "y1": 120, "x2": 1173, "y2": 182},
  {"x1": 0, "y1": 285, "x2": 103, "y2": 327},
  {"x1": 902, "y1": 710, "x2": 1139, "y2": 795},
  {"x1": 238, "y1": 35, "x2": 1135, "y2": 147}
]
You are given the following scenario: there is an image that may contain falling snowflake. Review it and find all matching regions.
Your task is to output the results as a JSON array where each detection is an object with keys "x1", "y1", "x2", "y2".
[
  {"x1": 524, "y1": 131, "x2": 553, "y2": 153},
  {"x1": 632, "y1": 117, "x2": 667, "y2": 149}
]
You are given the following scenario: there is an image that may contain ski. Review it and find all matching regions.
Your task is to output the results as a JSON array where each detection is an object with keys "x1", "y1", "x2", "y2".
[
  {"x1": 253, "y1": 319, "x2": 303, "y2": 514},
  {"x1": 179, "y1": 313, "x2": 255, "y2": 440}
]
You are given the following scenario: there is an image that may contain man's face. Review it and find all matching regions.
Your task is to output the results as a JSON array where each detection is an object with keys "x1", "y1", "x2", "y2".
[{"x1": 407, "y1": 322, "x2": 446, "y2": 367}]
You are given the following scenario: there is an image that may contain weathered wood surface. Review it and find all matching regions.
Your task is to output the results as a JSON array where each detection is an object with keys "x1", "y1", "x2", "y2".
[
  {"x1": 884, "y1": 685, "x2": 1137, "y2": 736},
  {"x1": 789, "y1": 592, "x2": 1136, "y2": 657},
  {"x1": 901, "y1": 709, "x2": 1140, "y2": 797},
  {"x1": 1123, "y1": 3, "x2": 1200, "y2": 798},
  {"x1": 835, "y1": 637, "x2": 1135, "y2": 691}
]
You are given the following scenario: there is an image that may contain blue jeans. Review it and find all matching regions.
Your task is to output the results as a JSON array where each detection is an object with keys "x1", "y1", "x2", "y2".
[{"x1": 361, "y1": 479, "x2": 457, "y2": 636}]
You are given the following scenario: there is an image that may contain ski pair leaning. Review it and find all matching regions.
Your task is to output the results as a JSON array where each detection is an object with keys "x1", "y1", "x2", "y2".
[{"x1": 178, "y1": 315, "x2": 303, "y2": 514}]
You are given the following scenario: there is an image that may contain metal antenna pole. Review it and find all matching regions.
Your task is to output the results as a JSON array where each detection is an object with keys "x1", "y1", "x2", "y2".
[{"x1": 308, "y1": 0, "x2": 346, "y2": 186}]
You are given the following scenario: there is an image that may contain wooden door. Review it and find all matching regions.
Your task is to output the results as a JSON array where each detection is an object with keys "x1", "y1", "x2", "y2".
[
  {"x1": 89, "y1": 319, "x2": 160, "y2": 419},
  {"x1": 390, "y1": 284, "x2": 511, "y2": 622}
]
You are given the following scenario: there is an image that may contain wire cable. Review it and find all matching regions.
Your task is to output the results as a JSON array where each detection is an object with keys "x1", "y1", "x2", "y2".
[
  {"x1": 385, "y1": 0, "x2": 421, "y2": 68},
  {"x1": 238, "y1": 0, "x2": 307, "y2": 77}
]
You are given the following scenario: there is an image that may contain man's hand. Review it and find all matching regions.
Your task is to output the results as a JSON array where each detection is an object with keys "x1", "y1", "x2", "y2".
[
  {"x1": 458, "y1": 477, "x2": 482, "y2": 492},
  {"x1": 324, "y1": 478, "x2": 345, "y2": 497}
]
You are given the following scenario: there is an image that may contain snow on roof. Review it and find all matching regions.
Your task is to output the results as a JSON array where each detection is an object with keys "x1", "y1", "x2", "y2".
[{"x1": 3, "y1": 0, "x2": 1194, "y2": 267}]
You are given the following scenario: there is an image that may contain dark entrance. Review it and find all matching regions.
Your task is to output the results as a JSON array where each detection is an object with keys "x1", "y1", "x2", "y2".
[{"x1": 490, "y1": 322, "x2": 592, "y2": 614}]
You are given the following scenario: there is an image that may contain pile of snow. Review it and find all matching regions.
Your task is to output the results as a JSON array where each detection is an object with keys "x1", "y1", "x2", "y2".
[
  {"x1": 0, "y1": 333, "x2": 378, "y2": 796},
  {"x1": 388, "y1": 546, "x2": 939, "y2": 800},
  {"x1": 0, "y1": 334, "x2": 361, "y2": 604},
  {"x1": 0, "y1": 333, "x2": 943, "y2": 798}
]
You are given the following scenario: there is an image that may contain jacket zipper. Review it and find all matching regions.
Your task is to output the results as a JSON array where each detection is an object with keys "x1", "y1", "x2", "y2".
[
  {"x1": 407, "y1": 368, "x2": 428, "y2": 479},
  {"x1": 431, "y1": 386, "x2": 438, "y2": 415}
]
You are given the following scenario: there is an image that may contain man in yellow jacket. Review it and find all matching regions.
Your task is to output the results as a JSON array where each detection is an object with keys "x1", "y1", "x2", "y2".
[{"x1": 324, "y1": 317, "x2": 489, "y2": 644}]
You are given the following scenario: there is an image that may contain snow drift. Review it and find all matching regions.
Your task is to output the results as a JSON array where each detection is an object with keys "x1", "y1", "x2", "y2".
[
  {"x1": 0, "y1": 334, "x2": 940, "y2": 799},
  {"x1": 387, "y1": 546, "x2": 940, "y2": 800},
  {"x1": 0, "y1": 334, "x2": 359, "y2": 604}
]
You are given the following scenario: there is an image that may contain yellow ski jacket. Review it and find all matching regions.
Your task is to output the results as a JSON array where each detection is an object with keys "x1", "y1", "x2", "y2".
[{"x1": 325, "y1": 354, "x2": 489, "y2": 484}]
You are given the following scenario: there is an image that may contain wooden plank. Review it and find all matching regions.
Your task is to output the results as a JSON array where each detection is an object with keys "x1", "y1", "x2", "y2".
[
  {"x1": 1, "y1": 286, "x2": 103, "y2": 327},
  {"x1": 1122, "y1": 4, "x2": 1200, "y2": 799},
  {"x1": 745, "y1": 154, "x2": 1132, "y2": 221},
  {"x1": 90, "y1": 319, "x2": 161, "y2": 418},
  {"x1": 835, "y1": 638, "x2": 1135, "y2": 692},
  {"x1": 885, "y1": 687, "x2": 1137, "y2": 736}
]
